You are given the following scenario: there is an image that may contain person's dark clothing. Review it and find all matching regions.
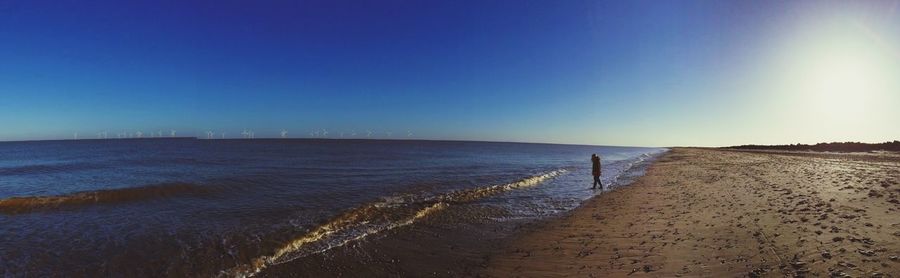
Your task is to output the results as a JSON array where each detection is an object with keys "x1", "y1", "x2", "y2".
[{"x1": 591, "y1": 156, "x2": 602, "y2": 189}]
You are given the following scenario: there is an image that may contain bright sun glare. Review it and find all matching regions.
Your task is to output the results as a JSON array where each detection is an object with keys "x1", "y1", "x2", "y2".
[
  {"x1": 775, "y1": 17, "x2": 895, "y2": 128},
  {"x1": 802, "y1": 47, "x2": 886, "y2": 116}
]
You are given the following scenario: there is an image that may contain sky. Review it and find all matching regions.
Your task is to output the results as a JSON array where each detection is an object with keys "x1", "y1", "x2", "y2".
[{"x1": 1, "y1": 0, "x2": 898, "y2": 147}]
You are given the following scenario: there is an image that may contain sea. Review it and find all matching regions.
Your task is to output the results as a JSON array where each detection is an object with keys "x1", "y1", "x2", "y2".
[{"x1": 0, "y1": 139, "x2": 666, "y2": 277}]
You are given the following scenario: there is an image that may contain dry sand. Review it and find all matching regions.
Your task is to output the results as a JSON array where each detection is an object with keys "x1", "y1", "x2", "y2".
[{"x1": 484, "y1": 148, "x2": 900, "y2": 277}]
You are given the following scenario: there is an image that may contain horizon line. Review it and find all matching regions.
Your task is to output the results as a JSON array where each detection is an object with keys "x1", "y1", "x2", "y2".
[{"x1": 0, "y1": 137, "x2": 666, "y2": 149}]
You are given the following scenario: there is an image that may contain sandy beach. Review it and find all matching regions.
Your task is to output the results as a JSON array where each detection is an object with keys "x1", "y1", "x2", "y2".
[{"x1": 485, "y1": 148, "x2": 900, "y2": 277}]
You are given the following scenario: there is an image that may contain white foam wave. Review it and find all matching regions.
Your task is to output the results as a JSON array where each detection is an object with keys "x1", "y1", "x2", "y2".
[{"x1": 220, "y1": 170, "x2": 566, "y2": 278}]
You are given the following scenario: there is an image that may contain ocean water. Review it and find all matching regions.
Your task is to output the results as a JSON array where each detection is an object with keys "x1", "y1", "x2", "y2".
[{"x1": 0, "y1": 139, "x2": 666, "y2": 277}]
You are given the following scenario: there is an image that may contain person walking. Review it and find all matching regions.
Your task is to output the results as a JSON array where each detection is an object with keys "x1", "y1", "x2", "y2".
[{"x1": 591, "y1": 154, "x2": 602, "y2": 189}]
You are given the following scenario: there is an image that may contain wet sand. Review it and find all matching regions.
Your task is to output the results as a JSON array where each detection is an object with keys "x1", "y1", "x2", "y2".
[{"x1": 485, "y1": 148, "x2": 900, "y2": 277}]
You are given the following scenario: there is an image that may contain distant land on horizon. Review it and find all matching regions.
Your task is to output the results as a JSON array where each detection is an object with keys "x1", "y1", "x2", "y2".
[{"x1": 724, "y1": 141, "x2": 900, "y2": 152}]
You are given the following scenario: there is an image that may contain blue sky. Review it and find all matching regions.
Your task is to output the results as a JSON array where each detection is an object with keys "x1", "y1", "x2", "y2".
[{"x1": 1, "y1": 1, "x2": 898, "y2": 146}]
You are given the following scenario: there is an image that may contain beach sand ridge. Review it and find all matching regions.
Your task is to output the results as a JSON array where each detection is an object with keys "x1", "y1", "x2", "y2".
[{"x1": 485, "y1": 148, "x2": 900, "y2": 277}]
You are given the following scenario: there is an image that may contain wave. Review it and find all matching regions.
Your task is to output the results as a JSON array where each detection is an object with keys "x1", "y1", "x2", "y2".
[
  {"x1": 0, "y1": 163, "x2": 103, "y2": 176},
  {"x1": 0, "y1": 182, "x2": 211, "y2": 214},
  {"x1": 606, "y1": 149, "x2": 668, "y2": 187},
  {"x1": 220, "y1": 169, "x2": 566, "y2": 278}
]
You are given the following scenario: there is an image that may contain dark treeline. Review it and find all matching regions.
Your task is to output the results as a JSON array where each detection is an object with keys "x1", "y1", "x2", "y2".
[{"x1": 725, "y1": 141, "x2": 900, "y2": 152}]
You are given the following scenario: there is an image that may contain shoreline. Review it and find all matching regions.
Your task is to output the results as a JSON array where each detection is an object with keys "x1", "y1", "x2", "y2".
[
  {"x1": 483, "y1": 148, "x2": 900, "y2": 277},
  {"x1": 256, "y1": 152, "x2": 667, "y2": 277}
]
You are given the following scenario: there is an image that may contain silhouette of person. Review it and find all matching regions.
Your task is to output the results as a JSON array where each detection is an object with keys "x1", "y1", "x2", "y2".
[{"x1": 591, "y1": 154, "x2": 602, "y2": 189}]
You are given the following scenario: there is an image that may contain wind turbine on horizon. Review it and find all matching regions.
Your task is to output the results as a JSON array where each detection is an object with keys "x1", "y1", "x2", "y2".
[
  {"x1": 170, "y1": 130, "x2": 177, "y2": 137},
  {"x1": 280, "y1": 129, "x2": 288, "y2": 138}
]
